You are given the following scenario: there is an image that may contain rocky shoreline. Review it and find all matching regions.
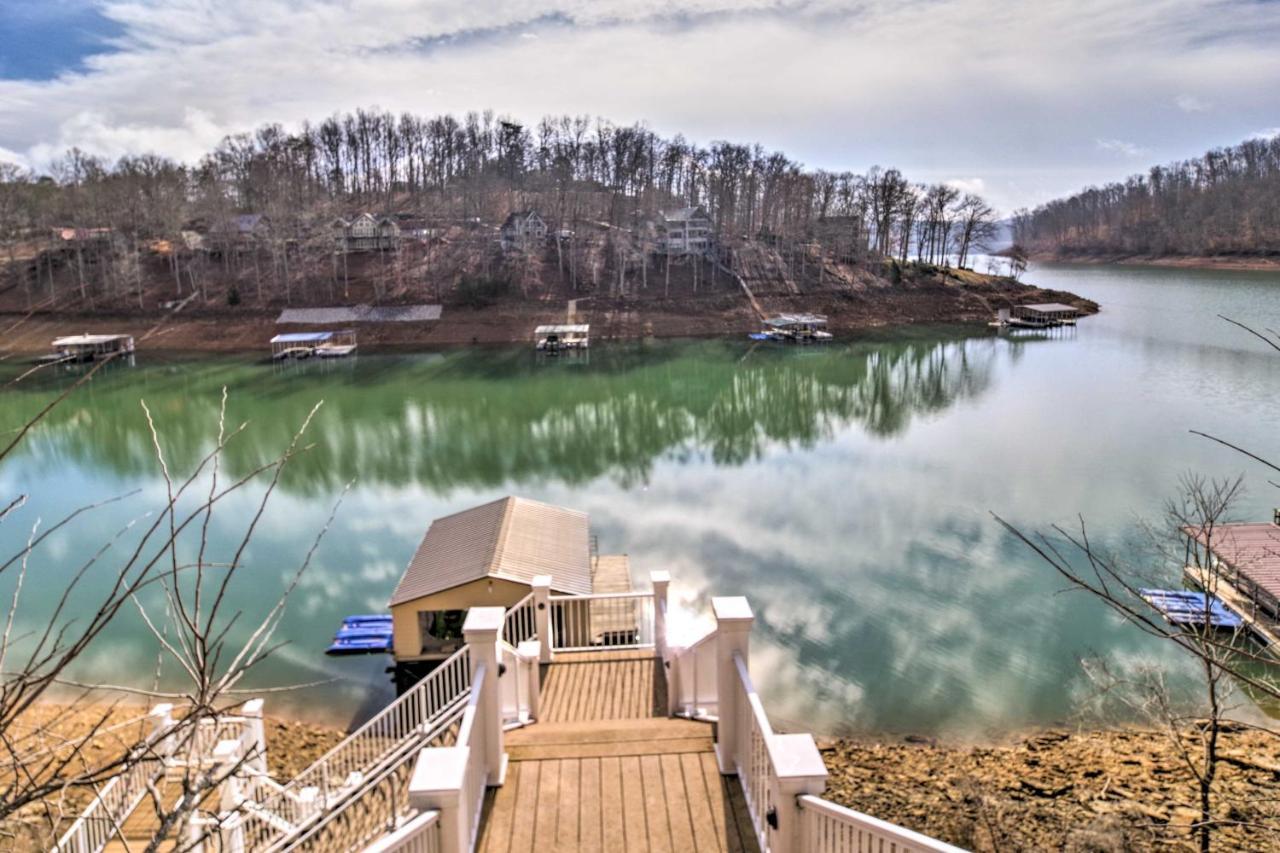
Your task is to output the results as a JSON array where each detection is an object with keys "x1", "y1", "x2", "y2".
[
  {"x1": 820, "y1": 727, "x2": 1280, "y2": 851},
  {"x1": 1035, "y1": 252, "x2": 1280, "y2": 273}
]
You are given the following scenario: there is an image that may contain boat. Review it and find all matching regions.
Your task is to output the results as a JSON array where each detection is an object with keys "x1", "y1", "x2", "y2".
[{"x1": 325, "y1": 614, "x2": 393, "y2": 656}]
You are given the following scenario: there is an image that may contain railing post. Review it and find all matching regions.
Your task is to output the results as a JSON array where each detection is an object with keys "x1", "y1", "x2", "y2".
[
  {"x1": 651, "y1": 570, "x2": 670, "y2": 662},
  {"x1": 409, "y1": 747, "x2": 469, "y2": 853},
  {"x1": 241, "y1": 698, "x2": 267, "y2": 774},
  {"x1": 463, "y1": 606, "x2": 508, "y2": 786},
  {"x1": 148, "y1": 702, "x2": 175, "y2": 758},
  {"x1": 768, "y1": 734, "x2": 828, "y2": 853},
  {"x1": 517, "y1": 639, "x2": 542, "y2": 721},
  {"x1": 213, "y1": 740, "x2": 246, "y2": 853},
  {"x1": 532, "y1": 574, "x2": 554, "y2": 663},
  {"x1": 712, "y1": 596, "x2": 753, "y2": 775}
]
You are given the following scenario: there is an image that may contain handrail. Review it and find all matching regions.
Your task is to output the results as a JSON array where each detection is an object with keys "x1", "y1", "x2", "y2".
[
  {"x1": 668, "y1": 627, "x2": 718, "y2": 720},
  {"x1": 797, "y1": 795, "x2": 966, "y2": 852},
  {"x1": 502, "y1": 592, "x2": 537, "y2": 646},
  {"x1": 548, "y1": 591, "x2": 655, "y2": 601},
  {"x1": 733, "y1": 651, "x2": 777, "y2": 848},
  {"x1": 549, "y1": 591, "x2": 656, "y2": 652},
  {"x1": 273, "y1": 700, "x2": 469, "y2": 852},
  {"x1": 362, "y1": 809, "x2": 442, "y2": 853},
  {"x1": 243, "y1": 645, "x2": 473, "y2": 849},
  {"x1": 53, "y1": 748, "x2": 165, "y2": 853}
]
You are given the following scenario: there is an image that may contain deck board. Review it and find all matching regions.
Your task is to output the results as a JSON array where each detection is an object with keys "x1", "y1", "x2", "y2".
[{"x1": 478, "y1": 650, "x2": 758, "y2": 853}]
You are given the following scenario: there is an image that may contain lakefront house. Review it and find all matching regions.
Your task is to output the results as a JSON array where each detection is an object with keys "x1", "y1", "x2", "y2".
[
  {"x1": 332, "y1": 212, "x2": 400, "y2": 252},
  {"x1": 661, "y1": 205, "x2": 714, "y2": 254},
  {"x1": 499, "y1": 209, "x2": 548, "y2": 250}
]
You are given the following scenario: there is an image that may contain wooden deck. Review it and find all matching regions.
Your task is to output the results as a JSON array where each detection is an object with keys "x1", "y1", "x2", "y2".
[{"x1": 478, "y1": 651, "x2": 760, "y2": 852}]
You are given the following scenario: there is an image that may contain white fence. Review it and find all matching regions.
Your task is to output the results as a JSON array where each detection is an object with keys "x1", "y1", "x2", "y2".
[
  {"x1": 499, "y1": 640, "x2": 539, "y2": 729},
  {"x1": 666, "y1": 628, "x2": 718, "y2": 719},
  {"x1": 241, "y1": 646, "x2": 474, "y2": 850},
  {"x1": 798, "y1": 795, "x2": 963, "y2": 852},
  {"x1": 363, "y1": 809, "x2": 442, "y2": 853},
  {"x1": 501, "y1": 592, "x2": 537, "y2": 647},
  {"x1": 53, "y1": 745, "x2": 165, "y2": 853},
  {"x1": 548, "y1": 591, "x2": 655, "y2": 651}
]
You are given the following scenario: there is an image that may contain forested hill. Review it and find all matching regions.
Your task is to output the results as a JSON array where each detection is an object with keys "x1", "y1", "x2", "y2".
[{"x1": 1014, "y1": 135, "x2": 1280, "y2": 259}]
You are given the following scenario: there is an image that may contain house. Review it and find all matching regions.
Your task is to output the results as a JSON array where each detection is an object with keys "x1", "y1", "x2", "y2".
[
  {"x1": 393, "y1": 214, "x2": 435, "y2": 241},
  {"x1": 500, "y1": 210, "x2": 547, "y2": 250},
  {"x1": 388, "y1": 496, "x2": 598, "y2": 687},
  {"x1": 333, "y1": 213, "x2": 400, "y2": 252},
  {"x1": 660, "y1": 206, "x2": 714, "y2": 255}
]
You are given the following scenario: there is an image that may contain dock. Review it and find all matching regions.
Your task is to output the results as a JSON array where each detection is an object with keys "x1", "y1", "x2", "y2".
[
  {"x1": 48, "y1": 333, "x2": 135, "y2": 363},
  {"x1": 1183, "y1": 518, "x2": 1280, "y2": 650},
  {"x1": 1139, "y1": 588, "x2": 1243, "y2": 630}
]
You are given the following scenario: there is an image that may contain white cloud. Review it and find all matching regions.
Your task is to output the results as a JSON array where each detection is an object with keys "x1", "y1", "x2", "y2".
[
  {"x1": 1250, "y1": 127, "x2": 1280, "y2": 141},
  {"x1": 0, "y1": 0, "x2": 1277, "y2": 211},
  {"x1": 946, "y1": 177, "x2": 986, "y2": 195},
  {"x1": 1096, "y1": 138, "x2": 1150, "y2": 157},
  {"x1": 1175, "y1": 94, "x2": 1210, "y2": 113}
]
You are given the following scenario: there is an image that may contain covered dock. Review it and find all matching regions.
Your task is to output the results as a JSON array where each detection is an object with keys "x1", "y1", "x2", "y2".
[
  {"x1": 760, "y1": 313, "x2": 831, "y2": 342},
  {"x1": 535, "y1": 324, "x2": 590, "y2": 352},
  {"x1": 50, "y1": 333, "x2": 135, "y2": 362},
  {"x1": 270, "y1": 329, "x2": 357, "y2": 360},
  {"x1": 1010, "y1": 302, "x2": 1080, "y2": 327},
  {"x1": 1184, "y1": 519, "x2": 1280, "y2": 648}
]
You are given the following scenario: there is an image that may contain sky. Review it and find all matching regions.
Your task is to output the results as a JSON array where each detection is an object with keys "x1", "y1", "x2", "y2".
[{"x1": 0, "y1": 0, "x2": 1278, "y2": 214}]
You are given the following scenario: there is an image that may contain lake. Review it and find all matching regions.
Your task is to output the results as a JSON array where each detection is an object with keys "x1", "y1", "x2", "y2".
[{"x1": 3, "y1": 261, "x2": 1279, "y2": 738}]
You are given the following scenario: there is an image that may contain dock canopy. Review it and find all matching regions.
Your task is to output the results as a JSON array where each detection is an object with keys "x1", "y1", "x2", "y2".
[
  {"x1": 764, "y1": 313, "x2": 827, "y2": 328},
  {"x1": 1015, "y1": 303, "x2": 1078, "y2": 316},
  {"x1": 534, "y1": 324, "x2": 590, "y2": 335},
  {"x1": 270, "y1": 331, "x2": 333, "y2": 344},
  {"x1": 1185, "y1": 522, "x2": 1280, "y2": 608},
  {"x1": 389, "y1": 496, "x2": 592, "y2": 606},
  {"x1": 52, "y1": 334, "x2": 132, "y2": 347}
]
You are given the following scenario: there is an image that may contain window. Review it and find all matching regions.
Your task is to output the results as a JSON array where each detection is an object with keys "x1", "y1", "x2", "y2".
[{"x1": 418, "y1": 609, "x2": 466, "y2": 653}]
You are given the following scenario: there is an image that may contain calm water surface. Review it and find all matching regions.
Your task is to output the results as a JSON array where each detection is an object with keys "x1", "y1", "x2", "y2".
[{"x1": 2, "y1": 261, "x2": 1279, "y2": 737}]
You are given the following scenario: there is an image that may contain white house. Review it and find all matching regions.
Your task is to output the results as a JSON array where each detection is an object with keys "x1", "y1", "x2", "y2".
[
  {"x1": 661, "y1": 206, "x2": 714, "y2": 255},
  {"x1": 333, "y1": 213, "x2": 400, "y2": 252},
  {"x1": 500, "y1": 210, "x2": 548, "y2": 250}
]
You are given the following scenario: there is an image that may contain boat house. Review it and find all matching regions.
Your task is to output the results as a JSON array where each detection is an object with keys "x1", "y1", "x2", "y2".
[
  {"x1": 534, "y1": 323, "x2": 590, "y2": 351},
  {"x1": 50, "y1": 334, "x2": 135, "y2": 362},
  {"x1": 1011, "y1": 302, "x2": 1080, "y2": 327},
  {"x1": 762, "y1": 313, "x2": 831, "y2": 342},
  {"x1": 269, "y1": 330, "x2": 357, "y2": 360},
  {"x1": 388, "y1": 496, "x2": 631, "y2": 686}
]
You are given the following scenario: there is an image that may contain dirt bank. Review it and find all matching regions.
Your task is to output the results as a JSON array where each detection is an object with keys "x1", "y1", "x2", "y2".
[
  {"x1": 0, "y1": 270, "x2": 1096, "y2": 357},
  {"x1": 820, "y1": 727, "x2": 1280, "y2": 851},
  {"x1": 1035, "y1": 251, "x2": 1280, "y2": 273}
]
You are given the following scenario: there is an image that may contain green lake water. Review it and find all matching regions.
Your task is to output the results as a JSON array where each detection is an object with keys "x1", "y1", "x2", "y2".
[{"x1": 2, "y1": 261, "x2": 1279, "y2": 737}]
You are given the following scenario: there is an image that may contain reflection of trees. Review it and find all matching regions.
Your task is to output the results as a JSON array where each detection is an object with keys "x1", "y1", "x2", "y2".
[{"x1": 1, "y1": 335, "x2": 1015, "y2": 495}]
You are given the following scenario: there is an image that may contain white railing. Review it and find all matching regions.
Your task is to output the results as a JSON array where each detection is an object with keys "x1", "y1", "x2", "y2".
[
  {"x1": 363, "y1": 809, "x2": 442, "y2": 853},
  {"x1": 668, "y1": 628, "x2": 718, "y2": 719},
  {"x1": 798, "y1": 796, "x2": 964, "y2": 852},
  {"x1": 502, "y1": 592, "x2": 537, "y2": 646},
  {"x1": 549, "y1": 591, "x2": 655, "y2": 651},
  {"x1": 242, "y1": 646, "x2": 473, "y2": 849},
  {"x1": 498, "y1": 641, "x2": 537, "y2": 728},
  {"x1": 454, "y1": 666, "x2": 490, "y2": 850},
  {"x1": 54, "y1": 747, "x2": 165, "y2": 853},
  {"x1": 732, "y1": 653, "x2": 777, "y2": 849},
  {"x1": 272, "y1": 702, "x2": 467, "y2": 852}
]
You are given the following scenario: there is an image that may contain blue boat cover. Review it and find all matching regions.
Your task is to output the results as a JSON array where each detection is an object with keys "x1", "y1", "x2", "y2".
[
  {"x1": 325, "y1": 613, "x2": 394, "y2": 655},
  {"x1": 1139, "y1": 589, "x2": 1243, "y2": 629}
]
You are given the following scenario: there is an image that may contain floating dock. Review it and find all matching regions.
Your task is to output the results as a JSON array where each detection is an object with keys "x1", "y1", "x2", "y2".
[
  {"x1": 756, "y1": 313, "x2": 832, "y2": 342},
  {"x1": 534, "y1": 323, "x2": 590, "y2": 352},
  {"x1": 325, "y1": 614, "x2": 393, "y2": 655},
  {"x1": 270, "y1": 329, "x2": 357, "y2": 360},
  {"x1": 47, "y1": 333, "x2": 135, "y2": 363},
  {"x1": 1139, "y1": 588, "x2": 1243, "y2": 630},
  {"x1": 1183, "y1": 518, "x2": 1280, "y2": 649}
]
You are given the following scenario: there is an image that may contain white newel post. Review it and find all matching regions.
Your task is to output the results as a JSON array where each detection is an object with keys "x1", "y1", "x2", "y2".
[
  {"x1": 532, "y1": 574, "x2": 554, "y2": 663},
  {"x1": 516, "y1": 639, "x2": 542, "y2": 720},
  {"x1": 463, "y1": 606, "x2": 508, "y2": 786},
  {"x1": 148, "y1": 702, "x2": 175, "y2": 758},
  {"x1": 651, "y1": 570, "x2": 670, "y2": 662},
  {"x1": 712, "y1": 596, "x2": 753, "y2": 775},
  {"x1": 213, "y1": 740, "x2": 246, "y2": 853},
  {"x1": 409, "y1": 747, "x2": 469, "y2": 853},
  {"x1": 768, "y1": 733, "x2": 829, "y2": 853},
  {"x1": 241, "y1": 698, "x2": 267, "y2": 774}
]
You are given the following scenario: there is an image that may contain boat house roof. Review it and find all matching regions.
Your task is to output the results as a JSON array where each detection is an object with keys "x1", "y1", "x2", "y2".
[
  {"x1": 270, "y1": 331, "x2": 334, "y2": 344},
  {"x1": 765, "y1": 313, "x2": 827, "y2": 327},
  {"x1": 390, "y1": 496, "x2": 592, "y2": 606},
  {"x1": 535, "y1": 325, "x2": 590, "y2": 334},
  {"x1": 1017, "y1": 303, "x2": 1078, "y2": 314},
  {"x1": 1187, "y1": 522, "x2": 1280, "y2": 600},
  {"x1": 52, "y1": 334, "x2": 132, "y2": 346}
]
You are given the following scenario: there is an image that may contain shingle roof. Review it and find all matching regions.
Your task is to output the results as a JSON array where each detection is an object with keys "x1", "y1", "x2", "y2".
[
  {"x1": 1189, "y1": 522, "x2": 1280, "y2": 600},
  {"x1": 389, "y1": 497, "x2": 592, "y2": 606}
]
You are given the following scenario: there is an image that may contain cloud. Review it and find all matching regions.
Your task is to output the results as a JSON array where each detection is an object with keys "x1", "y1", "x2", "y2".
[
  {"x1": 1250, "y1": 127, "x2": 1280, "y2": 141},
  {"x1": 946, "y1": 177, "x2": 986, "y2": 195},
  {"x1": 1175, "y1": 94, "x2": 1210, "y2": 113},
  {"x1": 0, "y1": 0, "x2": 1277, "y2": 211},
  {"x1": 1096, "y1": 138, "x2": 1150, "y2": 157}
]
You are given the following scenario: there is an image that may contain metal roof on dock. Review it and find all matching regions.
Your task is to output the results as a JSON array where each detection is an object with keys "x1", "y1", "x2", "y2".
[
  {"x1": 1017, "y1": 303, "x2": 1079, "y2": 313},
  {"x1": 1187, "y1": 522, "x2": 1280, "y2": 600},
  {"x1": 270, "y1": 331, "x2": 333, "y2": 344}
]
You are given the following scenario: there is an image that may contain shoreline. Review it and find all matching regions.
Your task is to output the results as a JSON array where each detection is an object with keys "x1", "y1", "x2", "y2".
[
  {"x1": 0, "y1": 277, "x2": 1097, "y2": 358},
  {"x1": 1035, "y1": 252, "x2": 1280, "y2": 273}
]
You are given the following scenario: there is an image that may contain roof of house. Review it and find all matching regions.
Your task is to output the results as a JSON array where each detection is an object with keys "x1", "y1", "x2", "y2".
[
  {"x1": 663, "y1": 207, "x2": 710, "y2": 223},
  {"x1": 1187, "y1": 522, "x2": 1280, "y2": 600},
  {"x1": 501, "y1": 210, "x2": 545, "y2": 229},
  {"x1": 235, "y1": 214, "x2": 268, "y2": 233},
  {"x1": 389, "y1": 496, "x2": 592, "y2": 606}
]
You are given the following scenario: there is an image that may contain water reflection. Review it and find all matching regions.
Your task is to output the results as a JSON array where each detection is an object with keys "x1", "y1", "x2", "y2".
[{"x1": 1, "y1": 333, "x2": 1021, "y2": 494}]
